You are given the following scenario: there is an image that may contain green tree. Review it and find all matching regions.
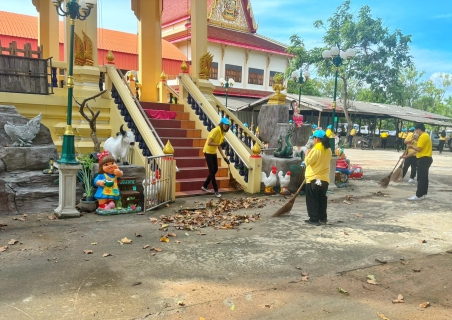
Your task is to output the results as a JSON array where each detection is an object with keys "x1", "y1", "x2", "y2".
[{"x1": 313, "y1": 0, "x2": 413, "y2": 132}]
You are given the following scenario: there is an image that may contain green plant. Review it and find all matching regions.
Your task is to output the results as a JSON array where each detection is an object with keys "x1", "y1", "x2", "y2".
[{"x1": 76, "y1": 154, "x2": 96, "y2": 199}]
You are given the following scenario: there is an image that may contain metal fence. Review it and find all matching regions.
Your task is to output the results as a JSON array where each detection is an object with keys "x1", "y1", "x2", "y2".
[{"x1": 143, "y1": 154, "x2": 174, "y2": 211}]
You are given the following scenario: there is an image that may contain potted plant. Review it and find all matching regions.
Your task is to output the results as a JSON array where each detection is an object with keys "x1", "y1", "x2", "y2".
[{"x1": 76, "y1": 153, "x2": 97, "y2": 212}]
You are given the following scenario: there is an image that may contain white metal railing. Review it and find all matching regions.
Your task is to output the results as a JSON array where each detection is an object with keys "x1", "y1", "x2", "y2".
[{"x1": 143, "y1": 154, "x2": 175, "y2": 211}]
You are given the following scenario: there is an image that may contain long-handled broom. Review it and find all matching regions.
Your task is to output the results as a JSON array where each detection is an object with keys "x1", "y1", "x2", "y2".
[
  {"x1": 391, "y1": 150, "x2": 408, "y2": 182},
  {"x1": 227, "y1": 162, "x2": 244, "y2": 191},
  {"x1": 272, "y1": 179, "x2": 306, "y2": 217},
  {"x1": 378, "y1": 158, "x2": 402, "y2": 188}
]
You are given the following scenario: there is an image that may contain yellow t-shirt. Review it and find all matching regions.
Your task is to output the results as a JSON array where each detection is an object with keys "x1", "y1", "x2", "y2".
[
  {"x1": 405, "y1": 132, "x2": 413, "y2": 143},
  {"x1": 203, "y1": 126, "x2": 225, "y2": 154},
  {"x1": 440, "y1": 133, "x2": 446, "y2": 141},
  {"x1": 416, "y1": 132, "x2": 432, "y2": 158},
  {"x1": 402, "y1": 132, "x2": 407, "y2": 139},
  {"x1": 304, "y1": 142, "x2": 332, "y2": 183},
  {"x1": 398, "y1": 132, "x2": 403, "y2": 138},
  {"x1": 380, "y1": 132, "x2": 388, "y2": 139},
  {"x1": 326, "y1": 129, "x2": 335, "y2": 138},
  {"x1": 350, "y1": 128, "x2": 356, "y2": 136}
]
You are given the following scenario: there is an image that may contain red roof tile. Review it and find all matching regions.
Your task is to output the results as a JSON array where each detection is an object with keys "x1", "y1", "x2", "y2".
[{"x1": 162, "y1": 0, "x2": 215, "y2": 25}]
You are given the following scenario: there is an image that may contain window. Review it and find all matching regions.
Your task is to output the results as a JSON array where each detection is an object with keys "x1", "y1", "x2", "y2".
[
  {"x1": 210, "y1": 62, "x2": 218, "y2": 80},
  {"x1": 225, "y1": 64, "x2": 242, "y2": 83},
  {"x1": 269, "y1": 71, "x2": 283, "y2": 86},
  {"x1": 248, "y1": 68, "x2": 264, "y2": 85}
]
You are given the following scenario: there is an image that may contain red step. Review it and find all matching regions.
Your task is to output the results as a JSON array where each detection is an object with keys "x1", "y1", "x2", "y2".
[
  {"x1": 155, "y1": 128, "x2": 202, "y2": 138},
  {"x1": 161, "y1": 137, "x2": 206, "y2": 148},
  {"x1": 176, "y1": 167, "x2": 228, "y2": 180},
  {"x1": 151, "y1": 119, "x2": 196, "y2": 129},
  {"x1": 175, "y1": 157, "x2": 221, "y2": 168},
  {"x1": 141, "y1": 102, "x2": 185, "y2": 112},
  {"x1": 173, "y1": 147, "x2": 204, "y2": 157}
]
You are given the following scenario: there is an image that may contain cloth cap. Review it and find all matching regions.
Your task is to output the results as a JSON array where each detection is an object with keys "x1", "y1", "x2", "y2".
[
  {"x1": 327, "y1": 125, "x2": 332, "y2": 129},
  {"x1": 220, "y1": 118, "x2": 230, "y2": 125},
  {"x1": 312, "y1": 130, "x2": 326, "y2": 139},
  {"x1": 312, "y1": 124, "x2": 317, "y2": 129},
  {"x1": 410, "y1": 126, "x2": 415, "y2": 131}
]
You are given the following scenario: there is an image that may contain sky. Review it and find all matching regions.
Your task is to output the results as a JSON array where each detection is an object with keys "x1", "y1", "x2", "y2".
[{"x1": 2, "y1": 0, "x2": 451, "y2": 85}]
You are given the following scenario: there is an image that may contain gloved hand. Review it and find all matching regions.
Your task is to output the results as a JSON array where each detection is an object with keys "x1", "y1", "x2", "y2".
[
  {"x1": 300, "y1": 161, "x2": 306, "y2": 167},
  {"x1": 224, "y1": 158, "x2": 230, "y2": 165}
]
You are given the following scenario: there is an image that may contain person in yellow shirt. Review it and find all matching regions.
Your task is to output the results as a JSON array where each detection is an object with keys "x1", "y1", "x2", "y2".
[
  {"x1": 402, "y1": 127, "x2": 418, "y2": 183},
  {"x1": 396, "y1": 130, "x2": 404, "y2": 152},
  {"x1": 401, "y1": 123, "x2": 433, "y2": 201},
  {"x1": 304, "y1": 130, "x2": 332, "y2": 226},
  {"x1": 380, "y1": 131, "x2": 389, "y2": 149},
  {"x1": 348, "y1": 126, "x2": 356, "y2": 148},
  {"x1": 401, "y1": 128, "x2": 408, "y2": 151},
  {"x1": 438, "y1": 129, "x2": 446, "y2": 154},
  {"x1": 201, "y1": 118, "x2": 230, "y2": 197},
  {"x1": 325, "y1": 125, "x2": 335, "y2": 138}
]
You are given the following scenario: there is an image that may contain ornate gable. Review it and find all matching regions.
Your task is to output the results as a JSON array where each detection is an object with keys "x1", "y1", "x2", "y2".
[{"x1": 208, "y1": 0, "x2": 258, "y2": 33}]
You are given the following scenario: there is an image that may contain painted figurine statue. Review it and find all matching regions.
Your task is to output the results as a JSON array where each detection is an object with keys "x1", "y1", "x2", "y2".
[
  {"x1": 94, "y1": 150, "x2": 123, "y2": 212},
  {"x1": 278, "y1": 170, "x2": 291, "y2": 195},
  {"x1": 261, "y1": 165, "x2": 278, "y2": 195}
]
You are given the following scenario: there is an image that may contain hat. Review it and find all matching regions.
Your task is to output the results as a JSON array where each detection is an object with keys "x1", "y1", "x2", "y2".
[
  {"x1": 409, "y1": 126, "x2": 415, "y2": 131},
  {"x1": 327, "y1": 125, "x2": 332, "y2": 129},
  {"x1": 402, "y1": 128, "x2": 407, "y2": 132},
  {"x1": 220, "y1": 118, "x2": 230, "y2": 125},
  {"x1": 312, "y1": 130, "x2": 326, "y2": 139},
  {"x1": 312, "y1": 124, "x2": 317, "y2": 129}
]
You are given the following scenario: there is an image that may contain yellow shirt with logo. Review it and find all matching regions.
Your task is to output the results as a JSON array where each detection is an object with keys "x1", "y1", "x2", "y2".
[
  {"x1": 405, "y1": 132, "x2": 413, "y2": 143},
  {"x1": 380, "y1": 132, "x2": 388, "y2": 139},
  {"x1": 350, "y1": 128, "x2": 356, "y2": 136},
  {"x1": 203, "y1": 126, "x2": 225, "y2": 154},
  {"x1": 304, "y1": 142, "x2": 332, "y2": 183},
  {"x1": 416, "y1": 132, "x2": 432, "y2": 158}
]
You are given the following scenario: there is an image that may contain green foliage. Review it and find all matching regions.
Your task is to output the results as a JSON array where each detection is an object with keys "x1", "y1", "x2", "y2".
[
  {"x1": 286, "y1": 78, "x2": 322, "y2": 97},
  {"x1": 76, "y1": 154, "x2": 95, "y2": 198}
]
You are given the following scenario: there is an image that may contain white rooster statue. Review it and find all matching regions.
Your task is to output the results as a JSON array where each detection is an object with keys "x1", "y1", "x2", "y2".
[
  {"x1": 142, "y1": 169, "x2": 162, "y2": 207},
  {"x1": 4, "y1": 113, "x2": 42, "y2": 147},
  {"x1": 278, "y1": 170, "x2": 291, "y2": 195},
  {"x1": 261, "y1": 165, "x2": 278, "y2": 195}
]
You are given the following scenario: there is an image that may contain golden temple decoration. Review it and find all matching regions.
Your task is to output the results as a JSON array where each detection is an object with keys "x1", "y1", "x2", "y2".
[
  {"x1": 199, "y1": 52, "x2": 214, "y2": 80},
  {"x1": 163, "y1": 140, "x2": 174, "y2": 155},
  {"x1": 82, "y1": 31, "x2": 94, "y2": 66},
  {"x1": 251, "y1": 141, "x2": 261, "y2": 157},
  {"x1": 160, "y1": 71, "x2": 167, "y2": 81},
  {"x1": 222, "y1": 0, "x2": 239, "y2": 21},
  {"x1": 208, "y1": 0, "x2": 250, "y2": 33},
  {"x1": 74, "y1": 32, "x2": 85, "y2": 66},
  {"x1": 180, "y1": 60, "x2": 188, "y2": 73},
  {"x1": 268, "y1": 73, "x2": 286, "y2": 105},
  {"x1": 106, "y1": 50, "x2": 115, "y2": 63}
]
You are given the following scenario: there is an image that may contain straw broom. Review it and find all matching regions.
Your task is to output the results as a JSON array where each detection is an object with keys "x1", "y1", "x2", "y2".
[
  {"x1": 272, "y1": 179, "x2": 306, "y2": 217},
  {"x1": 378, "y1": 158, "x2": 402, "y2": 188},
  {"x1": 227, "y1": 162, "x2": 244, "y2": 191},
  {"x1": 390, "y1": 160, "x2": 404, "y2": 182}
]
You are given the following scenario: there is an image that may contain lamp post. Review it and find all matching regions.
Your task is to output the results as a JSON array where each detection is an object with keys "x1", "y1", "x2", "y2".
[
  {"x1": 220, "y1": 77, "x2": 235, "y2": 108},
  {"x1": 53, "y1": 0, "x2": 97, "y2": 164},
  {"x1": 322, "y1": 46, "x2": 355, "y2": 135},
  {"x1": 291, "y1": 69, "x2": 310, "y2": 107}
]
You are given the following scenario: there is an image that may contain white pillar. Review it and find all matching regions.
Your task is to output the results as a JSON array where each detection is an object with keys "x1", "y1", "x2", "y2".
[{"x1": 54, "y1": 163, "x2": 82, "y2": 218}]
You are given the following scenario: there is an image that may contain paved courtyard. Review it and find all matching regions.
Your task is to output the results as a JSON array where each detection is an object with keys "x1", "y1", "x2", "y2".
[{"x1": 1, "y1": 148, "x2": 451, "y2": 320}]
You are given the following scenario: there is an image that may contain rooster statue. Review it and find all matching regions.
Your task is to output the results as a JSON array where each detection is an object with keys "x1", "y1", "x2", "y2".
[
  {"x1": 4, "y1": 113, "x2": 42, "y2": 147},
  {"x1": 278, "y1": 171, "x2": 291, "y2": 195},
  {"x1": 142, "y1": 169, "x2": 162, "y2": 207},
  {"x1": 261, "y1": 165, "x2": 278, "y2": 195}
]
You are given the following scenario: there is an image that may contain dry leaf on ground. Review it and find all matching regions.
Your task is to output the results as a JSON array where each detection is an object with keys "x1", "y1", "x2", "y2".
[
  {"x1": 149, "y1": 217, "x2": 158, "y2": 224},
  {"x1": 367, "y1": 279, "x2": 378, "y2": 285},
  {"x1": 48, "y1": 215, "x2": 57, "y2": 220},
  {"x1": 102, "y1": 253, "x2": 111, "y2": 257},
  {"x1": 135, "y1": 233, "x2": 142, "y2": 237},
  {"x1": 375, "y1": 259, "x2": 387, "y2": 264},
  {"x1": 344, "y1": 231, "x2": 349, "y2": 235},
  {"x1": 160, "y1": 236, "x2": 170, "y2": 242},
  {"x1": 392, "y1": 294, "x2": 404, "y2": 303},
  {"x1": 412, "y1": 268, "x2": 421, "y2": 272},
  {"x1": 419, "y1": 302, "x2": 430, "y2": 308},
  {"x1": 419, "y1": 239, "x2": 427, "y2": 243},
  {"x1": 83, "y1": 250, "x2": 93, "y2": 254},
  {"x1": 152, "y1": 247, "x2": 162, "y2": 252},
  {"x1": 0, "y1": 223, "x2": 7, "y2": 227},
  {"x1": 167, "y1": 233, "x2": 177, "y2": 237},
  {"x1": 143, "y1": 245, "x2": 150, "y2": 249},
  {"x1": 355, "y1": 214, "x2": 363, "y2": 218},
  {"x1": 121, "y1": 237, "x2": 132, "y2": 244},
  {"x1": 132, "y1": 281, "x2": 142, "y2": 286},
  {"x1": 338, "y1": 287, "x2": 349, "y2": 295},
  {"x1": 8, "y1": 239, "x2": 18, "y2": 245},
  {"x1": 0, "y1": 246, "x2": 8, "y2": 252},
  {"x1": 377, "y1": 312, "x2": 390, "y2": 320},
  {"x1": 19, "y1": 218, "x2": 26, "y2": 222}
]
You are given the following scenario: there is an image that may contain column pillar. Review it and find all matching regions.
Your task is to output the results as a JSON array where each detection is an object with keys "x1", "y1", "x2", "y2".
[
  {"x1": 33, "y1": 0, "x2": 60, "y2": 61},
  {"x1": 191, "y1": 0, "x2": 208, "y2": 81},
  {"x1": 132, "y1": 0, "x2": 162, "y2": 102},
  {"x1": 54, "y1": 163, "x2": 82, "y2": 218}
]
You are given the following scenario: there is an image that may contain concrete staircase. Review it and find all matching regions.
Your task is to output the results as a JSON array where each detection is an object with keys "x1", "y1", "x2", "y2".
[{"x1": 140, "y1": 101, "x2": 234, "y2": 197}]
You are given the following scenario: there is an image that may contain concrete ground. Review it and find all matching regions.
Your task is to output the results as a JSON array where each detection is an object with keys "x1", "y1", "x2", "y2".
[{"x1": 1, "y1": 148, "x2": 452, "y2": 320}]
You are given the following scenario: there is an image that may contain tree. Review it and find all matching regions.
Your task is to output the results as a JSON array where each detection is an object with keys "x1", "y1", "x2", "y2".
[{"x1": 313, "y1": 0, "x2": 413, "y2": 131}]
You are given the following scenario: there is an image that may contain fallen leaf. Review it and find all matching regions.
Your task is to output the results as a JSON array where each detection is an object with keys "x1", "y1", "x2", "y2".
[
  {"x1": 153, "y1": 247, "x2": 162, "y2": 252},
  {"x1": 398, "y1": 294, "x2": 404, "y2": 300},
  {"x1": 135, "y1": 233, "x2": 142, "y2": 237},
  {"x1": 91, "y1": 242, "x2": 98, "y2": 245},
  {"x1": 121, "y1": 237, "x2": 132, "y2": 244},
  {"x1": 176, "y1": 240, "x2": 181, "y2": 244},
  {"x1": 343, "y1": 200, "x2": 351, "y2": 205},
  {"x1": 12, "y1": 217, "x2": 18, "y2": 220},
  {"x1": 419, "y1": 302, "x2": 430, "y2": 308},
  {"x1": 419, "y1": 239, "x2": 427, "y2": 243},
  {"x1": 375, "y1": 259, "x2": 387, "y2": 264},
  {"x1": 367, "y1": 279, "x2": 378, "y2": 285},
  {"x1": 160, "y1": 224, "x2": 169, "y2": 229},
  {"x1": 185, "y1": 232, "x2": 190, "y2": 236},
  {"x1": 301, "y1": 272, "x2": 308, "y2": 276},
  {"x1": 102, "y1": 253, "x2": 111, "y2": 257},
  {"x1": 167, "y1": 233, "x2": 177, "y2": 237},
  {"x1": 136, "y1": 212, "x2": 144, "y2": 215},
  {"x1": 400, "y1": 261, "x2": 409, "y2": 265},
  {"x1": 355, "y1": 214, "x2": 363, "y2": 218},
  {"x1": 377, "y1": 312, "x2": 390, "y2": 320},
  {"x1": 8, "y1": 239, "x2": 18, "y2": 245},
  {"x1": 230, "y1": 304, "x2": 235, "y2": 311},
  {"x1": 143, "y1": 245, "x2": 150, "y2": 249},
  {"x1": 132, "y1": 281, "x2": 142, "y2": 286},
  {"x1": 160, "y1": 236, "x2": 170, "y2": 243},
  {"x1": 344, "y1": 231, "x2": 349, "y2": 235},
  {"x1": 412, "y1": 268, "x2": 421, "y2": 272},
  {"x1": 0, "y1": 246, "x2": 8, "y2": 252},
  {"x1": 48, "y1": 215, "x2": 57, "y2": 220},
  {"x1": 338, "y1": 287, "x2": 349, "y2": 295},
  {"x1": 0, "y1": 223, "x2": 7, "y2": 227},
  {"x1": 149, "y1": 217, "x2": 158, "y2": 224},
  {"x1": 367, "y1": 275, "x2": 376, "y2": 281},
  {"x1": 301, "y1": 276, "x2": 309, "y2": 281},
  {"x1": 19, "y1": 218, "x2": 26, "y2": 222},
  {"x1": 198, "y1": 232, "x2": 206, "y2": 235},
  {"x1": 23, "y1": 214, "x2": 28, "y2": 217},
  {"x1": 151, "y1": 252, "x2": 156, "y2": 256},
  {"x1": 84, "y1": 250, "x2": 93, "y2": 254},
  {"x1": 265, "y1": 304, "x2": 271, "y2": 308},
  {"x1": 178, "y1": 301, "x2": 185, "y2": 306},
  {"x1": 392, "y1": 299, "x2": 404, "y2": 304}
]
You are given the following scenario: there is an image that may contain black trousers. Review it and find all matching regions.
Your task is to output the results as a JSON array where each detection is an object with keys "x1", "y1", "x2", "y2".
[
  {"x1": 416, "y1": 157, "x2": 433, "y2": 198},
  {"x1": 438, "y1": 140, "x2": 445, "y2": 153},
  {"x1": 305, "y1": 180, "x2": 329, "y2": 222},
  {"x1": 402, "y1": 156, "x2": 417, "y2": 179},
  {"x1": 203, "y1": 153, "x2": 218, "y2": 192},
  {"x1": 348, "y1": 135, "x2": 354, "y2": 147},
  {"x1": 381, "y1": 138, "x2": 387, "y2": 149}
]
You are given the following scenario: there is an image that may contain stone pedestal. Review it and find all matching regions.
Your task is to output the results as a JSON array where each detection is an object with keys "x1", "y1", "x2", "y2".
[
  {"x1": 54, "y1": 163, "x2": 82, "y2": 218},
  {"x1": 257, "y1": 104, "x2": 289, "y2": 143},
  {"x1": 261, "y1": 154, "x2": 303, "y2": 193},
  {"x1": 329, "y1": 157, "x2": 338, "y2": 190},
  {"x1": 269, "y1": 123, "x2": 311, "y2": 149},
  {"x1": 73, "y1": 66, "x2": 101, "y2": 98}
]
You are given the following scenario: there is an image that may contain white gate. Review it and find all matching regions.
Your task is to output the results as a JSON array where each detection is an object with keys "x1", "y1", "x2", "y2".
[{"x1": 143, "y1": 154, "x2": 174, "y2": 211}]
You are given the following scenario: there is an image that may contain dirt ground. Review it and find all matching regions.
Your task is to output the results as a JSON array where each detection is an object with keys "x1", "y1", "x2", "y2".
[{"x1": 0, "y1": 148, "x2": 451, "y2": 320}]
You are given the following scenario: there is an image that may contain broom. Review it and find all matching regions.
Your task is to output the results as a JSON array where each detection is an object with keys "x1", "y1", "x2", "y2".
[
  {"x1": 390, "y1": 159, "x2": 404, "y2": 182},
  {"x1": 227, "y1": 162, "x2": 244, "y2": 191},
  {"x1": 272, "y1": 179, "x2": 306, "y2": 217},
  {"x1": 378, "y1": 158, "x2": 402, "y2": 188}
]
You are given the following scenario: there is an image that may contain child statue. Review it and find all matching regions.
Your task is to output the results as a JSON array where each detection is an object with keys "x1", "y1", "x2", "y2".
[{"x1": 94, "y1": 150, "x2": 123, "y2": 211}]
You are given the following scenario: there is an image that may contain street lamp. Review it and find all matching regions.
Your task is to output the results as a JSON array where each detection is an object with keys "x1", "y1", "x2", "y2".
[
  {"x1": 220, "y1": 77, "x2": 235, "y2": 108},
  {"x1": 322, "y1": 45, "x2": 355, "y2": 135},
  {"x1": 291, "y1": 68, "x2": 310, "y2": 110},
  {"x1": 53, "y1": 0, "x2": 97, "y2": 164}
]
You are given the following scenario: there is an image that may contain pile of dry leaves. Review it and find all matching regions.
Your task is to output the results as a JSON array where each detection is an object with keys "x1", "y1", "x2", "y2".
[{"x1": 155, "y1": 197, "x2": 268, "y2": 231}]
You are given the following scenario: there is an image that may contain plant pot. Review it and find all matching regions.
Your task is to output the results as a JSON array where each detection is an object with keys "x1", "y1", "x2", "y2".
[
  {"x1": 85, "y1": 196, "x2": 95, "y2": 201},
  {"x1": 79, "y1": 199, "x2": 97, "y2": 213}
]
